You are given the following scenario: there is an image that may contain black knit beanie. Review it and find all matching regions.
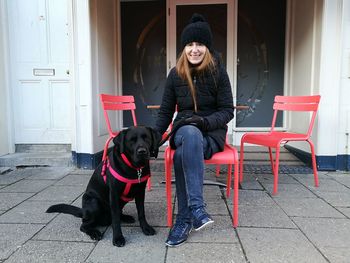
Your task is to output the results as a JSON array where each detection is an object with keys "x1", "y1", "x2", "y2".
[{"x1": 180, "y1": 13, "x2": 213, "y2": 51}]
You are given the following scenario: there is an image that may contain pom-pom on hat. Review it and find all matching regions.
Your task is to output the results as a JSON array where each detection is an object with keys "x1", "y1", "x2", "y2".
[{"x1": 180, "y1": 13, "x2": 213, "y2": 51}]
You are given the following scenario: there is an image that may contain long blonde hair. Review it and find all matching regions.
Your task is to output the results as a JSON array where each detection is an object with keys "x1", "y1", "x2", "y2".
[{"x1": 176, "y1": 49, "x2": 216, "y2": 112}]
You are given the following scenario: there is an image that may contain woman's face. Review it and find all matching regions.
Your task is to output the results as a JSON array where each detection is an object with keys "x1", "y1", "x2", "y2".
[{"x1": 185, "y1": 42, "x2": 207, "y2": 65}]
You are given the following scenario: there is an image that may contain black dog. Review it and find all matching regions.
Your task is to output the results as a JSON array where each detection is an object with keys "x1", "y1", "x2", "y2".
[{"x1": 46, "y1": 126, "x2": 159, "y2": 247}]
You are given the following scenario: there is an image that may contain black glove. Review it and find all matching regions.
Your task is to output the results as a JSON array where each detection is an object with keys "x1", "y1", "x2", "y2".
[{"x1": 184, "y1": 115, "x2": 206, "y2": 130}]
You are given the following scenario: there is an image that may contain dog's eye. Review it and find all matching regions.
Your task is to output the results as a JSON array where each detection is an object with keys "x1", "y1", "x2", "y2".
[{"x1": 129, "y1": 136, "x2": 137, "y2": 142}]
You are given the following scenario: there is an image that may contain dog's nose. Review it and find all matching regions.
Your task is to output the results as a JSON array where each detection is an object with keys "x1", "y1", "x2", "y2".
[{"x1": 137, "y1": 148, "x2": 147, "y2": 155}]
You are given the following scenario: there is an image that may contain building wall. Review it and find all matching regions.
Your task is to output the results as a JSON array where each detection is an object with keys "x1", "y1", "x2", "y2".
[
  {"x1": 90, "y1": 0, "x2": 118, "y2": 154},
  {"x1": 337, "y1": 0, "x2": 350, "y2": 167},
  {"x1": 0, "y1": 0, "x2": 10, "y2": 156},
  {"x1": 286, "y1": 0, "x2": 323, "y2": 150}
]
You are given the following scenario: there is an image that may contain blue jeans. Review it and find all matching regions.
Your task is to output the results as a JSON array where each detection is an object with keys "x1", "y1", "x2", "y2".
[{"x1": 173, "y1": 125, "x2": 219, "y2": 224}]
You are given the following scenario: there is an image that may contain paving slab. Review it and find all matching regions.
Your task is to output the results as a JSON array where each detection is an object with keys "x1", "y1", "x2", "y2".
[
  {"x1": 25, "y1": 167, "x2": 73, "y2": 180},
  {"x1": 240, "y1": 180, "x2": 264, "y2": 190},
  {"x1": 33, "y1": 213, "x2": 99, "y2": 242},
  {"x1": 237, "y1": 204, "x2": 296, "y2": 228},
  {"x1": 274, "y1": 197, "x2": 345, "y2": 218},
  {"x1": 256, "y1": 173, "x2": 299, "y2": 184},
  {"x1": 329, "y1": 174, "x2": 350, "y2": 188},
  {"x1": 188, "y1": 215, "x2": 237, "y2": 243},
  {"x1": 0, "y1": 167, "x2": 11, "y2": 175},
  {"x1": 166, "y1": 242, "x2": 245, "y2": 263},
  {"x1": 54, "y1": 173, "x2": 90, "y2": 186},
  {"x1": 228, "y1": 190, "x2": 275, "y2": 206},
  {"x1": 0, "y1": 200, "x2": 60, "y2": 224},
  {"x1": 261, "y1": 183, "x2": 316, "y2": 198},
  {"x1": 0, "y1": 223, "x2": 44, "y2": 261},
  {"x1": 319, "y1": 246, "x2": 350, "y2": 263},
  {"x1": 293, "y1": 217, "x2": 350, "y2": 248},
  {"x1": 0, "y1": 179, "x2": 54, "y2": 193},
  {"x1": 123, "y1": 201, "x2": 168, "y2": 227},
  {"x1": 0, "y1": 192, "x2": 33, "y2": 210},
  {"x1": 0, "y1": 169, "x2": 33, "y2": 185},
  {"x1": 337, "y1": 207, "x2": 350, "y2": 218},
  {"x1": 312, "y1": 191, "x2": 350, "y2": 207},
  {"x1": 28, "y1": 185, "x2": 84, "y2": 202},
  {"x1": 237, "y1": 227, "x2": 328, "y2": 263},
  {"x1": 5, "y1": 240, "x2": 95, "y2": 263},
  {"x1": 86, "y1": 227, "x2": 167, "y2": 263},
  {"x1": 303, "y1": 178, "x2": 350, "y2": 193}
]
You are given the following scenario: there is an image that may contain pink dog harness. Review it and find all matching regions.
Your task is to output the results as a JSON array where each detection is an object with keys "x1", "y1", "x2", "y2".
[{"x1": 101, "y1": 153, "x2": 150, "y2": 202}]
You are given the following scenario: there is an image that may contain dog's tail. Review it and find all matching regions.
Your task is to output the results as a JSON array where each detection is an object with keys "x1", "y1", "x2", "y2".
[{"x1": 46, "y1": 204, "x2": 83, "y2": 218}]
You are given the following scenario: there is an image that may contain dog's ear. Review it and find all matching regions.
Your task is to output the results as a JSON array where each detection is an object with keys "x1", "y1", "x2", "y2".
[
  {"x1": 112, "y1": 129, "x2": 127, "y2": 153},
  {"x1": 148, "y1": 127, "x2": 160, "y2": 158}
]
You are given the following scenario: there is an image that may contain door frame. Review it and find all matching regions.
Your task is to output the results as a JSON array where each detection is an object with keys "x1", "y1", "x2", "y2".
[
  {"x1": 167, "y1": 0, "x2": 237, "y2": 139},
  {"x1": 4, "y1": 0, "x2": 75, "y2": 148}
]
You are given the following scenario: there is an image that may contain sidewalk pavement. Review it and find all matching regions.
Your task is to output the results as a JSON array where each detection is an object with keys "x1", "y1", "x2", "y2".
[{"x1": 0, "y1": 165, "x2": 349, "y2": 263}]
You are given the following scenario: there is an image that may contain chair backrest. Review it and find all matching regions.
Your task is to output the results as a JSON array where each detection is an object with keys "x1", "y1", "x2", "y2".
[
  {"x1": 271, "y1": 95, "x2": 321, "y2": 136},
  {"x1": 100, "y1": 94, "x2": 137, "y2": 137}
]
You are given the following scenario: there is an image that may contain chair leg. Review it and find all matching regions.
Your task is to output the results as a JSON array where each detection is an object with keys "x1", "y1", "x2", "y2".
[
  {"x1": 216, "y1": 165, "x2": 220, "y2": 177},
  {"x1": 272, "y1": 147, "x2": 280, "y2": 195},
  {"x1": 226, "y1": 164, "x2": 232, "y2": 197},
  {"x1": 268, "y1": 147, "x2": 275, "y2": 175},
  {"x1": 239, "y1": 142, "x2": 245, "y2": 183},
  {"x1": 165, "y1": 154, "x2": 173, "y2": 228},
  {"x1": 147, "y1": 178, "x2": 151, "y2": 191},
  {"x1": 308, "y1": 140, "x2": 319, "y2": 187},
  {"x1": 233, "y1": 151, "x2": 239, "y2": 228}
]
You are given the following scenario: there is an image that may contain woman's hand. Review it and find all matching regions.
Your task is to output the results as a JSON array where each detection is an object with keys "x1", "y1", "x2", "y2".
[{"x1": 184, "y1": 115, "x2": 206, "y2": 130}]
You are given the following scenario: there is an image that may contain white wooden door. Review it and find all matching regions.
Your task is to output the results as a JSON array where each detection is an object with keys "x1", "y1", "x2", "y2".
[{"x1": 7, "y1": 0, "x2": 72, "y2": 144}]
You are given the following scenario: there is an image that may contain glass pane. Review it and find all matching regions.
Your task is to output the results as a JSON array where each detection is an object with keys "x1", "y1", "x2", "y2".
[
  {"x1": 176, "y1": 4, "x2": 227, "y2": 67},
  {"x1": 121, "y1": 0, "x2": 166, "y2": 127},
  {"x1": 236, "y1": 0, "x2": 286, "y2": 127}
]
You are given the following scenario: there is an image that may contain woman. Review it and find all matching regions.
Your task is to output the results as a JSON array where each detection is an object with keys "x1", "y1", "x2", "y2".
[{"x1": 155, "y1": 13, "x2": 234, "y2": 247}]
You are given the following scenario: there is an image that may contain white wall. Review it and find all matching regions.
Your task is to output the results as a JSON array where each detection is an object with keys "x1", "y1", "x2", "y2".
[
  {"x1": 0, "y1": 0, "x2": 10, "y2": 156},
  {"x1": 287, "y1": 0, "x2": 323, "y2": 151},
  {"x1": 90, "y1": 0, "x2": 118, "y2": 153},
  {"x1": 71, "y1": 0, "x2": 94, "y2": 154},
  {"x1": 338, "y1": 0, "x2": 350, "y2": 155},
  {"x1": 316, "y1": 0, "x2": 343, "y2": 157}
]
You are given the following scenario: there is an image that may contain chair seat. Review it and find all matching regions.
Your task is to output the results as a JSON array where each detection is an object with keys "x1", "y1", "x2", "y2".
[
  {"x1": 242, "y1": 131, "x2": 309, "y2": 148},
  {"x1": 166, "y1": 144, "x2": 237, "y2": 165}
]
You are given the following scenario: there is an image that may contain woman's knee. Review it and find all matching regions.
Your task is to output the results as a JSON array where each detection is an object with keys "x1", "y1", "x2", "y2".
[{"x1": 175, "y1": 125, "x2": 202, "y2": 142}]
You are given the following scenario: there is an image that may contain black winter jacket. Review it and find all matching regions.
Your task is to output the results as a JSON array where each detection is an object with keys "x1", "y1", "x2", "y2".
[{"x1": 155, "y1": 61, "x2": 234, "y2": 152}]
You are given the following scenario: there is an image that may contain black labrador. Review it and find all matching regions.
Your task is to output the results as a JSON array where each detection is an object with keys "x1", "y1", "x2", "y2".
[{"x1": 46, "y1": 126, "x2": 159, "y2": 247}]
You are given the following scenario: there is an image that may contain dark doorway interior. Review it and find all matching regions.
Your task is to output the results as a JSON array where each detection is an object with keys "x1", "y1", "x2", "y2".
[
  {"x1": 236, "y1": 0, "x2": 286, "y2": 127},
  {"x1": 121, "y1": 0, "x2": 166, "y2": 127}
]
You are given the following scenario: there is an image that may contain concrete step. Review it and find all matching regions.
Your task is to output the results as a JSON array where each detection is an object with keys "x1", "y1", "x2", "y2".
[
  {"x1": 0, "y1": 152, "x2": 73, "y2": 167},
  {"x1": 0, "y1": 144, "x2": 73, "y2": 168}
]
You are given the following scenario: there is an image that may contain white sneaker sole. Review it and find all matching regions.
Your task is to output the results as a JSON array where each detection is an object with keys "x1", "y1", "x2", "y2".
[{"x1": 194, "y1": 219, "x2": 214, "y2": 231}]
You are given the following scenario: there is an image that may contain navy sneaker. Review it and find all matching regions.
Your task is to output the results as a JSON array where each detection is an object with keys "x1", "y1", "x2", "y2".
[
  {"x1": 165, "y1": 222, "x2": 192, "y2": 247},
  {"x1": 192, "y1": 207, "x2": 214, "y2": 231}
]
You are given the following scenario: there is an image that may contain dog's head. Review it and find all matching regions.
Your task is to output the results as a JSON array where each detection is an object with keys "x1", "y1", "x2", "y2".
[{"x1": 112, "y1": 126, "x2": 159, "y2": 167}]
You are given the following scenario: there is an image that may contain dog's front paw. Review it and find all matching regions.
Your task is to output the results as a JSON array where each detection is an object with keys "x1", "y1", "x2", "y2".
[
  {"x1": 83, "y1": 229, "x2": 102, "y2": 241},
  {"x1": 140, "y1": 223, "x2": 156, "y2": 236},
  {"x1": 113, "y1": 235, "x2": 126, "y2": 247}
]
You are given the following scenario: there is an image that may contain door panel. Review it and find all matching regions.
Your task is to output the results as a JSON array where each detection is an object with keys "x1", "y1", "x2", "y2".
[
  {"x1": 236, "y1": 0, "x2": 286, "y2": 128},
  {"x1": 121, "y1": 1, "x2": 166, "y2": 127},
  {"x1": 7, "y1": 0, "x2": 71, "y2": 143}
]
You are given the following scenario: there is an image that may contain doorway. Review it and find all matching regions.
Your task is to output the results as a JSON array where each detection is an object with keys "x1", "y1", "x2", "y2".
[
  {"x1": 119, "y1": 0, "x2": 287, "y2": 141},
  {"x1": 7, "y1": 0, "x2": 72, "y2": 144}
]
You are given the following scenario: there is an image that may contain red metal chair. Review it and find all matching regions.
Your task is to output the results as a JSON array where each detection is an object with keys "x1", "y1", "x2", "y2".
[
  {"x1": 100, "y1": 94, "x2": 151, "y2": 190},
  {"x1": 164, "y1": 131, "x2": 239, "y2": 228},
  {"x1": 239, "y1": 95, "x2": 321, "y2": 195}
]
